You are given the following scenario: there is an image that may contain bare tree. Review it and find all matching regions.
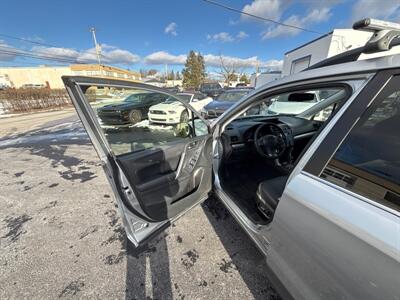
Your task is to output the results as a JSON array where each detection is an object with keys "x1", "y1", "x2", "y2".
[{"x1": 217, "y1": 55, "x2": 242, "y2": 86}]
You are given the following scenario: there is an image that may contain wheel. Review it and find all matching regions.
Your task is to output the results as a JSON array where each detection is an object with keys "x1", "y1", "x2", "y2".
[
  {"x1": 128, "y1": 110, "x2": 142, "y2": 124},
  {"x1": 180, "y1": 110, "x2": 189, "y2": 123}
]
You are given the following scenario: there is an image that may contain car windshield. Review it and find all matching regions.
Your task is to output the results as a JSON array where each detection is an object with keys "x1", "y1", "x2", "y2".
[
  {"x1": 241, "y1": 87, "x2": 346, "y2": 120},
  {"x1": 163, "y1": 94, "x2": 191, "y2": 104},
  {"x1": 217, "y1": 91, "x2": 248, "y2": 102},
  {"x1": 123, "y1": 93, "x2": 151, "y2": 102}
]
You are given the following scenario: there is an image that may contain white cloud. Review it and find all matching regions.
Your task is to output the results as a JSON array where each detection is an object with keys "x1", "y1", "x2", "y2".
[
  {"x1": 207, "y1": 31, "x2": 249, "y2": 43},
  {"x1": 262, "y1": 7, "x2": 332, "y2": 39},
  {"x1": 31, "y1": 44, "x2": 140, "y2": 65},
  {"x1": 32, "y1": 46, "x2": 80, "y2": 59},
  {"x1": 236, "y1": 31, "x2": 249, "y2": 40},
  {"x1": 0, "y1": 41, "x2": 18, "y2": 61},
  {"x1": 228, "y1": 19, "x2": 239, "y2": 26},
  {"x1": 241, "y1": 1, "x2": 338, "y2": 40},
  {"x1": 144, "y1": 51, "x2": 282, "y2": 70},
  {"x1": 204, "y1": 54, "x2": 282, "y2": 69},
  {"x1": 207, "y1": 32, "x2": 234, "y2": 43},
  {"x1": 351, "y1": 0, "x2": 400, "y2": 22},
  {"x1": 241, "y1": 0, "x2": 287, "y2": 21},
  {"x1": 164, "y1": 22, "x2": 178, "y2": 36},
  {"x1": 144, "y1": 51, "x2": 186, "y2": 65}
]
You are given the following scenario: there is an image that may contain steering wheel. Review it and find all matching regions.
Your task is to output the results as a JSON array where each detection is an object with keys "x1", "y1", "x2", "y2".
[{"x1": 254, "y1": 123, "x2": 287, "y2": 159}]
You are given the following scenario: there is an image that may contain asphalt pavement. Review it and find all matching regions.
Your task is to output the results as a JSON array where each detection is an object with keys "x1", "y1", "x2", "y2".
[{"x1": 0, "y1": 108, "x2": 279, "y2": 299}]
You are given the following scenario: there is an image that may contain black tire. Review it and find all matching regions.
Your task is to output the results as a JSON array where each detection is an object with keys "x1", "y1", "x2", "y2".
[
  {"x1": 128, "y1": 110, "x2": 142, "y2": 124},
  {"x1": 180, "y1": 110, "x2": 189, "y2": 123}
]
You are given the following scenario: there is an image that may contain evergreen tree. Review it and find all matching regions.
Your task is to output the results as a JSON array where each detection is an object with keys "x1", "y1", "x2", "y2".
[{"x1": 182, "y1": 51, "x2": 206, "y2": 89}]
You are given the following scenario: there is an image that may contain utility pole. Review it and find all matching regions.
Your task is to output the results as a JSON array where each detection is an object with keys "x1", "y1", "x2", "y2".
[
  {"x1": 90, "y1": 27, "x2": 102, "y2": 75},
  {"x1": 254, "y1": 61, "x2": 260, "y2": 87},
  {"x1": 165, "y1": 64, "x2": 168, "y2": 86}
]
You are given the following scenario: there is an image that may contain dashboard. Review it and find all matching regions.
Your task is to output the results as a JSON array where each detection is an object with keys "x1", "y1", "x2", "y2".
[{"x1": 223, "y1": 115, "x2": 322, "y2": 149}]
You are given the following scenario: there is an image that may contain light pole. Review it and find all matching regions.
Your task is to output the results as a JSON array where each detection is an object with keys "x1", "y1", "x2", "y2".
[{"x1": 90, "y1": 27, "x2": 102, "y2": 75}]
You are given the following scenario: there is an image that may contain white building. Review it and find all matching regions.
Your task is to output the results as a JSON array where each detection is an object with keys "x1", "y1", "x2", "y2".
[{"x1": 144, "y1": 78, "x2": 166, "y2": 88}]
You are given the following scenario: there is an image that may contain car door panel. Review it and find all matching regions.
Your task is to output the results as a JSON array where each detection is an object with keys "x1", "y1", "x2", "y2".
[
  {"x1": 269, "y1": 173, "x2": 400, "y2": 300},
  {"x1": 117, "y1": 135, "x2": 212, "y2": 221},
  {"x1": 62, "y1": 76, "x2": 213, "y2": 246},
  {"x1": 265, "y1": 72, "x2": 400, "y2": 299},
  {"x1": 118, "y1": 143, "x2": 184, "y2": 185}
]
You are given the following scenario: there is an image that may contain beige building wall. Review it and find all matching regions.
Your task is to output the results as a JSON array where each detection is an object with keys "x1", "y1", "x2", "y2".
[
  {"x1": 0, "y1": 64, "x2": 142, "y2": 89},
  {"x1": 0, "y1": 66, "x2": 72, "y2": 89}
]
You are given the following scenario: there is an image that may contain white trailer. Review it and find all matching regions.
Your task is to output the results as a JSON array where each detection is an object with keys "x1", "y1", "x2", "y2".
[
  {"x1": 282, "y1": 28, "x2": 400, "y2": 77},
  {"x1": 250, "y1": 71, "x2": 281, "y2": 89}
]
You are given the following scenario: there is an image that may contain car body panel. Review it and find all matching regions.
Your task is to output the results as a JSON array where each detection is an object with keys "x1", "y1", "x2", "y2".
[
  {"x1": 210, "y1": 70, "x2": 398, "y2": 299},
  {"x1": 202, "y1": 89, "x2": 252, "y2": 118},
  {"x1": 97, "y1": 92, "x2": 168, "y2": 125},
  {"x1": 199, "y1": 82, "x2": 223, "y2": 97},
  {"x1": 148, "y1": 93, "x2": 212, "y2": 124},
  {"x1": 269, "y1": 172, "x2": 400, "y2": 299}
]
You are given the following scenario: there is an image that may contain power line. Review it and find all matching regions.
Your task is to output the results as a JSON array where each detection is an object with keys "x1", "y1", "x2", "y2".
[
  {"x1": 0, "y1": 45, "x2": 80, "y2": 63},
  {"x1": 201, "y1": 0, "x2": 324, "y2": 35},
  {"x1": 0, "y1": 33, "x2": 60, "y2": 48},
  {"x1": 0, "y1": 32, "x2": 113, "y2": 63},
  {"x1": 0, "y1": 45, "x2": 83, "y2": 64}
]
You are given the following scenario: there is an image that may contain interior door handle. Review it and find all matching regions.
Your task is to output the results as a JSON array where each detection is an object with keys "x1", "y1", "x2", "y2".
[{"x1": 187, "y1": 141, "x2": 198, "y2": 150}]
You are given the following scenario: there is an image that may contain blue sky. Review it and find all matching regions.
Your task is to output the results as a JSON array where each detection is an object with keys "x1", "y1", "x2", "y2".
[{"x1": 1, "y1": 0, "x2": 400, "y2": 73}]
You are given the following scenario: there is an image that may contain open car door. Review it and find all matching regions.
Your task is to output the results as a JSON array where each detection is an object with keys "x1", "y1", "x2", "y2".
[{"x1": 63, "y1": 76, "x2": 213, "y2": 247}]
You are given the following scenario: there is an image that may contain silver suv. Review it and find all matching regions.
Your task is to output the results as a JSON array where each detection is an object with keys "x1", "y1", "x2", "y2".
[{"x1": 64, "y1": 19, "x2": 400, "y2": 299}]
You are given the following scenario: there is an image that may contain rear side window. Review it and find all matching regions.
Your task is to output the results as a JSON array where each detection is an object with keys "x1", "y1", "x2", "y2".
[{"x1": 320, "y1": 88, "x2": 400, "y2": 211}]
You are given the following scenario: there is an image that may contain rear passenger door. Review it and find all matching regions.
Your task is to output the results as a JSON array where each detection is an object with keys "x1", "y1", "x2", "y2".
[
  {"x1": 63, "y1": 77, "x2": 212, "y2": 247},
  {"x1": 268, "y1": 72, "x2": 400, "y2": 299}
]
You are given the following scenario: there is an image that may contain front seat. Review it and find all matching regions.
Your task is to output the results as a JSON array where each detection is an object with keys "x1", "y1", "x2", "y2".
[{"x1": 256, "y1": 176, "x2": 288, "y2": 220}]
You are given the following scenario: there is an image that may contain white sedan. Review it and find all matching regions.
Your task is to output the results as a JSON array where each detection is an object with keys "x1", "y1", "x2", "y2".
[{"x1": 148, "y1": 92, "x2": 212, "y2": 124}]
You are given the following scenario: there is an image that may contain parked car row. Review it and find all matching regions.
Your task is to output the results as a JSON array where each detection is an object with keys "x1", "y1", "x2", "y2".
[
  {"x1": 96, "y1": 87, "x2": 255, "y2": 126},
  {"x1": 96, "y1": 85, "x2": 334, "y2": 127}
]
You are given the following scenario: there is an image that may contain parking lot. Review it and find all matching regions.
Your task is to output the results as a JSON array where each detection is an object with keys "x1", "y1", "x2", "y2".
[{"x1": 0, "y1": 108, "x2": 279, "y2": 299}]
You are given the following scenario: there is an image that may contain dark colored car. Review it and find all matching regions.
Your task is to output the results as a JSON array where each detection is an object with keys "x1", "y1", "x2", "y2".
[
  {"x1": 201, "y1": 89, "x2": 252, "y2": 118},
  {"x1": 97, "y1": 92, "x2": 169, "y2": 125},
  {"x1": 164, "y1": 86, "x2": 180, "y2": 93},
  {"x1": 199, "y1": 82, "x2": 223, "y2": 97}
]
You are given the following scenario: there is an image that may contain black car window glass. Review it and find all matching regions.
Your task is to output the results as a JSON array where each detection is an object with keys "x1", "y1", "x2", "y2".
[
  {"x1": 320, "y1": 89, "x2": 400, "y2": 211},
  {"x1": 217, "y1": 91, "x2": 248, "y2": 101},
  {"x1": 84, "y1": 85, "x2": 208, "y2": 156}
]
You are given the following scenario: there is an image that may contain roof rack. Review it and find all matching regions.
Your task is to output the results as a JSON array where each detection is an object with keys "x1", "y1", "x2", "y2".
[{"x1": 307, "y1": 18, "x2": 400, "y2": 70}]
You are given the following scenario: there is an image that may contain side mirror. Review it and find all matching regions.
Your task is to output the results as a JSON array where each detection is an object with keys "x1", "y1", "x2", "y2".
[{"x1": 174, "y1": 122, "x2": 193, "y2": 138}]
